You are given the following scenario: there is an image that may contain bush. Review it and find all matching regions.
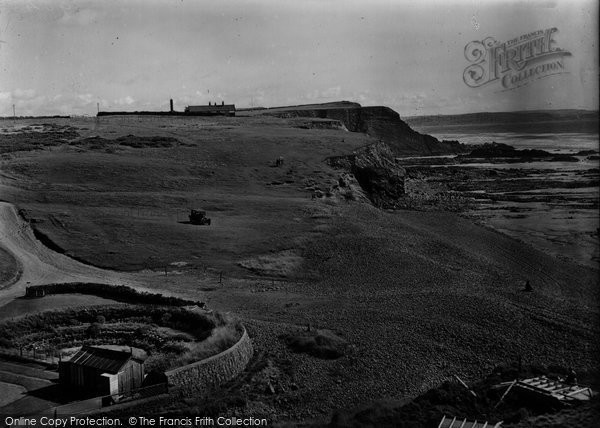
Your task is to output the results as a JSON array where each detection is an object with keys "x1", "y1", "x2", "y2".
[
  {"x1": 162, "y1": 341, "x2": 188, "y2": 354},
  {"x1": 161, "y1": 313, "x2": 172, "y2": 324},
  {"x1": 87, "y1": 323, "x2": 101, "y2": 338},
  {"x1": 25, "y1": 283, "x2": 205, "y2": 307},
  {"x1": 282, "y1": 329, "x2": 348, "y2": 359}
]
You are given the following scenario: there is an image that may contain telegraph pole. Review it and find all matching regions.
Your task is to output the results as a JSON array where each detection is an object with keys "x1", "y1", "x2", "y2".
[{"x1": 12, "y1": 104, "x2": 15, "y2": 119}]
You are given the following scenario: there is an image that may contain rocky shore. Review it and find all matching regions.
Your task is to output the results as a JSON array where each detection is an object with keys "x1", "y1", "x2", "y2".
[{"x1": 397, "y1": 147, "x2": 599, "y2": 268}]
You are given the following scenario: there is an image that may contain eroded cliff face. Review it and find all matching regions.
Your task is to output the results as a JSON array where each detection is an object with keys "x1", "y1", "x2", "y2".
[
  {"x1": 265, "y1": 102, "x2": 463, "y2": 156},
  {"x1": 327, "y1": 141, "x2": 406, "y2": 208},
  {"x1": 358, "y1": 106, "x2": 462, "y2": 156}
]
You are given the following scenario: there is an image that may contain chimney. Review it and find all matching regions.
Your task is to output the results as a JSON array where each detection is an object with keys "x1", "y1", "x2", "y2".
[
  {"x1": 170, "y1": 99, "x2": 173, "y2": 112},
  {"x1": 222, "y1": 101, "x2": 224, "y2": 106},
  {"x1": 209, "y1": 101, "x2": 211, "y2": 106}
]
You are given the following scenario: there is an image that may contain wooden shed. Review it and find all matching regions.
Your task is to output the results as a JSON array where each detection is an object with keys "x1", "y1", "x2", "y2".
[{"x1": 59, "y1": 346, "x2": 146, "y2": 397}]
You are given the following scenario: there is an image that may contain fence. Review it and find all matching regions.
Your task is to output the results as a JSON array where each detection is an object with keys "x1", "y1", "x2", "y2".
[
  {"x1": 0, "y1": 347, "x2": 60, "y2": 366},
  {"x1": 36, "y1": 383, "x2": 168, "y2": 417}
]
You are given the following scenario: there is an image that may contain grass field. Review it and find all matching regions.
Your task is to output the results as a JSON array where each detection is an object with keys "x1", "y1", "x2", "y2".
[{"x1": 1, "y1": 115, "x2": 372, "y2": 274}]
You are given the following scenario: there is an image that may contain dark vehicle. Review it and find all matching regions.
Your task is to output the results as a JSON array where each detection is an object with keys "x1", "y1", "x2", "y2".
[{"x1": 189, "y1": 209, "x2": 211, "y2": 225}]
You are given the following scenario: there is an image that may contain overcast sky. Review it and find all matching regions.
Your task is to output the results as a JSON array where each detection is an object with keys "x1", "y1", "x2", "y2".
[{"x1": 0, "y1": 0, "x2": 597, "y2": 117}]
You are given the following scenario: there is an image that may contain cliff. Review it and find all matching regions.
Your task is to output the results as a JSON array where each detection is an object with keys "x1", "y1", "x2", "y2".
[
  {"x1": 261, "y1": 102, "x2": 463, "y2": 156},
  {"x1": 327, "y1": 141, "x2": 406, "y2": 208}
]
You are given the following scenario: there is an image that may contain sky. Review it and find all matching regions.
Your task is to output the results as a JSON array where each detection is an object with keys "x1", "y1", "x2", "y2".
[{"x1": 0, "y1": 0, "x2": 597, "y2": 117}]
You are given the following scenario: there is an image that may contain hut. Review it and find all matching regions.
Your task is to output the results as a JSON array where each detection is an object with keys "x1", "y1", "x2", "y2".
[{"x1": 59, "y1": 346, "x2": 146, "y2": 397}]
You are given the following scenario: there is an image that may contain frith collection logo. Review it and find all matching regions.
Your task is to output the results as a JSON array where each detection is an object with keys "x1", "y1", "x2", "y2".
[{"x1": 463, "y1": 28, "x2": 571, "y2": 90}]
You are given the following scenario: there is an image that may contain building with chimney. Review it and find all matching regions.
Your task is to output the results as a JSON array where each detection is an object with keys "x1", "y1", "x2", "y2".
[{"x1": 184, "y1": 101, "x2": 236, "y2": 116}]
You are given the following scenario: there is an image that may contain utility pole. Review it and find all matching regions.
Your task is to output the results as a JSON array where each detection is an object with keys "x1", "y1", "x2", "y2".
[
  {"x1": 12, "y1": 104, "x2": 15, "y2": 119},
  {"x1": 97, "y1": 102, "x2": 99, "y2": 114}
]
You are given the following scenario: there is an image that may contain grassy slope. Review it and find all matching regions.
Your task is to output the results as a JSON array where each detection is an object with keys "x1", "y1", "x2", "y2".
[
  {"x1": 2, "y1": 115, "x2": 372, "y2": 274},
  {"x1": 0, "y1": 115, "x2": 598, "y2": 420},
  {"x1": 0, "y1": 246, "x2": 19, "y2": 285}
]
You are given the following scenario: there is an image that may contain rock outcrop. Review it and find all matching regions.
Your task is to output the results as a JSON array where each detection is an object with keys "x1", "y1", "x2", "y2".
[
  {"x1": 464, "y1": 142, "x2": 551, "y2": 158},
  {"x1": 327, "y1": 141, "x2": 406, "y2": 208},
  {"x1": 464, "y1": 142, "x2": 580, "y2": 162}
]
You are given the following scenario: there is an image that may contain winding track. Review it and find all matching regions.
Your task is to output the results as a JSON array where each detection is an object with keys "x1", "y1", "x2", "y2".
[{"x1": 0, "y1": 201, "x2": 147, "y2": 309}]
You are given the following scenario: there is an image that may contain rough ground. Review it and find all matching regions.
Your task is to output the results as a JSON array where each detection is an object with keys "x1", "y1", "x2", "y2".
[
  {"x1": 0, "y1": 201, "x2": 177, "y2": 308},
  {"x1": 0, "y1": 115, "x2": 598, "y2": 425}
]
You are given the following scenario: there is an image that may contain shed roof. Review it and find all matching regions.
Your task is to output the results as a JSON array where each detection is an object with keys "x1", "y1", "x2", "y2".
[
  {"x1": 516, "y1": 376, "x2": 595, "y2": 402},
  {"x1": 438, "y1": 415, "x2": 502, "y2": 428},
  {"x1": 68, "y1": 346, "x2": 143, "y2": 374}
]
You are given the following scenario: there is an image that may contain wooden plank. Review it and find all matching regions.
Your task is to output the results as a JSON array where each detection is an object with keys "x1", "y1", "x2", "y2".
[
  {"x1": 564, "y1": 387, "x2": 593, "y2": 398},
  {"x1": 493, "y1": 380, "x2": 517, "y2": 410},
  {"x1": 454, "y1": 375, "x2": 477, "y2": 397},
  {"x1": 437, "y1": 414, "x2": 446, "y2": 428}
]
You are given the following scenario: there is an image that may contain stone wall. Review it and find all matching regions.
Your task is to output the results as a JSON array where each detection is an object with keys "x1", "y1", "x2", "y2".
[{"x1": 165, "y1": 328, "x2": 253, "y2": 393}]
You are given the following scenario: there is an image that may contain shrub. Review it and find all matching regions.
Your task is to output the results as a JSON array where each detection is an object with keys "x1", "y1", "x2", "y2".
[
  {"x1": 282, "y1": 329, "x2": 348, "y2": 359},
  {"x1": 87, "y1": 323, "x2": 101, "y2": 338},
  {"x1": 160, "y1": 313, "x2": 172, "y2": 325},
  {"x1": 135, "y1": 325, "x2": 152, "y2": 336},
  {"x1": 26, "y1": 283, "x2": 205, "y2": 307},
  {"x1": 162, "y1": 341, "x2": 188, "y2": 354}
]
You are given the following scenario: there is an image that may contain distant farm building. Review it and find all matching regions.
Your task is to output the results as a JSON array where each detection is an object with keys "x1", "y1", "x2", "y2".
[
  {"x1": 185, "y1": 101, "x2": 236, "y2": 116},
  {"x1": 59, "y1": 346, "x2": 146, "y2": 396}
]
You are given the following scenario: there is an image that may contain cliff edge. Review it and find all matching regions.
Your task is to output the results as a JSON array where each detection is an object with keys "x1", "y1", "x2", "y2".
[{"x1": 258, "y1": 101, "x2": 463, "y2": 156}]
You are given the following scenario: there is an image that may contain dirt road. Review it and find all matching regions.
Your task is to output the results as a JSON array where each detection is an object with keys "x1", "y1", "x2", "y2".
[{"x1": 0, "y1": 201, "x2": 147, "y2": 309}]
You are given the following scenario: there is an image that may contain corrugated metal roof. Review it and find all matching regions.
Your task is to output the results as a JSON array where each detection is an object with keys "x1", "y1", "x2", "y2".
[{"x1": 68, "y1": 346, "x2": 135, "y2": 374}]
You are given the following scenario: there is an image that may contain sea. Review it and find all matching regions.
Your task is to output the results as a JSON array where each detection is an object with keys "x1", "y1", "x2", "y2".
[{"x1": 408, "y1": 126, "x2": 599, "y2": 269}]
